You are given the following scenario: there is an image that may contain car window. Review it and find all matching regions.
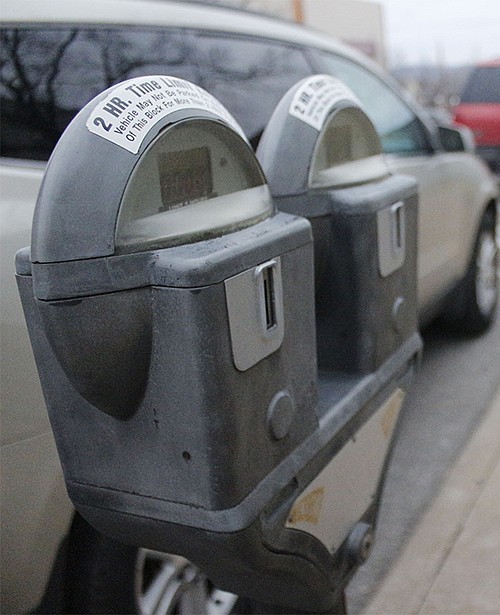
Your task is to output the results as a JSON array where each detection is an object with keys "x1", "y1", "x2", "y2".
[
  {"x1": 310, "y1": 50, "x2": 431, "y2": 155},
  {"x1": 193, "y1": 35, "x2": 312, "y2": 147},
  {"x1": 461, "y1": 66, "x2": 500, "y2": 103},
  {"x1": 0, "y1": 26, "x2": 200, "y2": 161},
  {"x1": 0, "y1": 26, "x2": 312, "y2": 161}
]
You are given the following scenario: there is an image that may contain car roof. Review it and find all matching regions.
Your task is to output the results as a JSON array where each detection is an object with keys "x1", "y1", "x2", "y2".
[
  {"x1": 1, "y1": 0, "x2": 371, "y2": 67},
  {"x1": 477, "y1": 59, "x2": 500, "y2": 68}
]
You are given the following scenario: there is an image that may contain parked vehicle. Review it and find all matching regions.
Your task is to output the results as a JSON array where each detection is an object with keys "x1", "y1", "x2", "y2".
[
  {"x1": 453, "y1": 59, "x2": 500, "y2": 175},
  {"x1": 1, "y1": 0, "x2": 498, "y2": 612}
]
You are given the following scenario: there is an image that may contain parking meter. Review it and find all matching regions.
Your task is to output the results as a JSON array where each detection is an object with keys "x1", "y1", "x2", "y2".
[
  {"x1": 257, "y1": 75, "x2": 420, "y2": 374},
  {"x1": 17, "y1": 75, "x2": 421, "y2": 613}
]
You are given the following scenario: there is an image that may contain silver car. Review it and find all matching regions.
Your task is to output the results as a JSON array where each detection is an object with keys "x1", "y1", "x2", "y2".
[{"x1": 1, "y1": 0, "x2": 498, "y2": 612}]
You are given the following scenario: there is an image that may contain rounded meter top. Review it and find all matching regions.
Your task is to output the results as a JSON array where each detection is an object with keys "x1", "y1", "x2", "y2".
[
  {"x1": 31, "y1": 76, "x2": 272, "y2": 263},
  {"x1": 257, "y1": 75, "x2": 389, "y2": 197}
]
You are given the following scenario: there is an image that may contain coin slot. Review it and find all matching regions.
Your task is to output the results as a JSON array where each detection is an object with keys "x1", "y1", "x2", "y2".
[{"x1": 262, "y1": 263, "x2": 277, "y2": 331}]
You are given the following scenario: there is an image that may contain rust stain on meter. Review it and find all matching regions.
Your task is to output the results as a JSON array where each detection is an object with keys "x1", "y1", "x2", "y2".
[
  {"x1": 380, "y1": 389, "x2": 404, "y2": 439},
  {"x1": 288, "y1": 487, "x2": 325, "y2": 525}
]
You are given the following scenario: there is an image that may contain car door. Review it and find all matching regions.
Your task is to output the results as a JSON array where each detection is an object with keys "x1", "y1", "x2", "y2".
[{"x1": 309, "y1": 50, "x2": 468, "y2": 315}]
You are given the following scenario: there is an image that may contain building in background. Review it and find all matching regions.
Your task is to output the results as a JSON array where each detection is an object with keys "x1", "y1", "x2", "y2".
[
  {"x1": 300, "y1": 0, "x2": 385, "y2": 66},
  {"x1": 205, "y1": 0, "x2": 386, "y2": 66}
]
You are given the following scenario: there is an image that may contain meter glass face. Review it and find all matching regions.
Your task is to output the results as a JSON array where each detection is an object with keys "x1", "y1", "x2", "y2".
[
  {"x1": 115, "y1": 119, "x2": 272, "y2": 253},
  {"x1": 158, "y1": 147, "x2": 213, "y2": 210},
  {"x1": 309, "y1": 106, "x2": 388, "y2": 189}
]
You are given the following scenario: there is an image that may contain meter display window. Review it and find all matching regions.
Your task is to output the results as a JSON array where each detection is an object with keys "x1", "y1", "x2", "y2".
[
  {"x1": 115, "y1": 119, "x2": 272, "y2": 253},
  {"x1": 309, "y1": 106, "x2": 388, "y2": 189},
  {"x1": 158, "y1": 147, "x2": 213, "y2": 210}
]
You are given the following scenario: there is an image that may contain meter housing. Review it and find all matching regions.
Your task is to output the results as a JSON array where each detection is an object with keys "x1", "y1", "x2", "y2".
[{"x1": 258, "y1": 75, "x2": 419, "y2": 373}]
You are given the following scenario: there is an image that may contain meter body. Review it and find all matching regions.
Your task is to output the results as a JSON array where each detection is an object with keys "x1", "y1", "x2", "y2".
[
  {"x1": 17, "y1": 76, "x2": 421, "y2": 612},
  {"x1": 258, "y1": 75, "x2": 419, "y2": 373},
  {"x1": 16, "y1": 77, "x2": 322, "y2": 609}
]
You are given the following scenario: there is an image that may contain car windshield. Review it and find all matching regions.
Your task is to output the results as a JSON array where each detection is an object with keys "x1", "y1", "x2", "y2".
[{"x1": 461, "y1": 66, "x2": 500, "y2": 103}]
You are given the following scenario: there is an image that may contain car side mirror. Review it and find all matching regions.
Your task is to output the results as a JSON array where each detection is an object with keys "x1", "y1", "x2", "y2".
[{"x1": 438, "y1": 125, "x2": 475, "y2": 153}]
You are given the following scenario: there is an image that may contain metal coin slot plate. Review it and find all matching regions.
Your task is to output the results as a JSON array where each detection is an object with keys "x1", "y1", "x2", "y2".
[
  {"x1": 286, "y1": 388, "x2": 405, "y2": 553},
  {"x1": 225, "y1": 258, "x2": 284, "y2": 371},
  {"x1": 377, "y1": 201, "x2": 406, "y2": 277}
]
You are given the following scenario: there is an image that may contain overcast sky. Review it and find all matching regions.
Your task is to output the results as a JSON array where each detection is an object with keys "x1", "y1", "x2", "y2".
[{"x1": 371, "y1": 0, "x2": 500, "y2": 66}]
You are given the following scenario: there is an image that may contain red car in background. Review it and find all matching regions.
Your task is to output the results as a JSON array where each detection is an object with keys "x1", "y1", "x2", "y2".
[{"x1": 453, "y1": 59, "x2": 500, "y2": 175}]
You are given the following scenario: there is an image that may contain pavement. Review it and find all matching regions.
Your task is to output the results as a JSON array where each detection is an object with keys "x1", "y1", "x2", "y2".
[{"x1": 359, "y1": 384, "x2": 500, "y2": 614}]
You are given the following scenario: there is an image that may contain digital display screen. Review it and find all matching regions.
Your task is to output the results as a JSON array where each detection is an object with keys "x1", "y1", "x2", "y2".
[{"x1": 158, "y1": 146, "x2": 213, "y2": 211}]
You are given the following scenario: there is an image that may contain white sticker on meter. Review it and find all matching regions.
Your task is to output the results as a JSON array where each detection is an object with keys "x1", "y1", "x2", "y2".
[
  {"x1": 86, "y1": 76, "x2": 247, "y2": 153},
  {"x1": 289, "y1": 75, "x2": 362, "y2": 131}
]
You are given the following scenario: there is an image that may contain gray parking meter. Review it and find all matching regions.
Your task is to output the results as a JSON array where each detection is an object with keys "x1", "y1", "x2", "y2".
[
  {"x1": 16, "y1": 75, "x2": 421, "y2": 613},
  {"x1": 257, "y1": 75, "x2": 420, "y2": 374}
]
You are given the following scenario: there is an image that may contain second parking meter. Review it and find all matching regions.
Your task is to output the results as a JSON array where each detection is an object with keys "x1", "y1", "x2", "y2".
[
  {"x1": 17, "y1": 76, "x2": 421, "y2": 613},
  {"x1": 257, "y1": 75, "x2": 420, "y2": 374}
]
